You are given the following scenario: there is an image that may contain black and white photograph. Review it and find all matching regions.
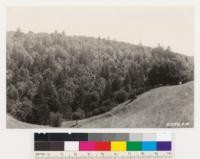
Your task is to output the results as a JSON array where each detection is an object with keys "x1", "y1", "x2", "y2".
[{"x1": 6, "y1": 6, "x2": 194, "y2": 128}]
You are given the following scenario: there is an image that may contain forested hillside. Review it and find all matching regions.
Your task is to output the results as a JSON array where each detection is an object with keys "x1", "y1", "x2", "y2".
[{"x1": 6, "y1": 29, "x2": 194, "y2": 127}]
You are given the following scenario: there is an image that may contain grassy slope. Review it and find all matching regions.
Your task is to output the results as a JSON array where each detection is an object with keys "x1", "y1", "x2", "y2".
[
  {"x1": 62, "y1": 81, "x2": 194, "y2": 128},
  {"x1": 7, "y1": 81, "x2": 194, "y2": 128},
  {"x1": 7, "y1": 115, "x2": 48, "y2": 128}
]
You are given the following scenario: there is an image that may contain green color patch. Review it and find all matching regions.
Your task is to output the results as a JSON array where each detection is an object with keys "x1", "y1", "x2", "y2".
[{"x1": 127, "y1": 142, "x2": 142, "y2": 151}]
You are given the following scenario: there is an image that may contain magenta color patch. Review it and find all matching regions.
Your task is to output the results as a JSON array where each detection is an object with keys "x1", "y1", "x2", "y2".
[{"x1": 79, "y1": 141, "x2": 96, "y2": 151}]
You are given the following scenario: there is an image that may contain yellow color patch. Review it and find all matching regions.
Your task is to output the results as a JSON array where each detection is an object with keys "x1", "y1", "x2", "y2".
[{"x1": 111, "y1": 141, "x2": 126, "y2": 151}]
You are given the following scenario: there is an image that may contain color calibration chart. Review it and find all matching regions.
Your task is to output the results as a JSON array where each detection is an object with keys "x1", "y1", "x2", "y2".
[{"x1": 34, "y1": 133, "x2": 173, "y2": 159}]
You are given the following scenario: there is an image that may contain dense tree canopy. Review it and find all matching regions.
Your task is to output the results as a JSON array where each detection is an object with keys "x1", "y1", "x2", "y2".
[{"x1": 7, "y1": 30, "x2": 194, "y2": 126}]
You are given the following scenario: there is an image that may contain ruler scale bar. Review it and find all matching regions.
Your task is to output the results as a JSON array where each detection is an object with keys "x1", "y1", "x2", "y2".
[{"x1": 34, "y1": 151, "x2": 172, "y2": 159}]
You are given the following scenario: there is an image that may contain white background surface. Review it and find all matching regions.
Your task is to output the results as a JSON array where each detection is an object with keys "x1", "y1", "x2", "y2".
[{"x1": 0, "y1": 0, "x2": 200, "y2": 158}]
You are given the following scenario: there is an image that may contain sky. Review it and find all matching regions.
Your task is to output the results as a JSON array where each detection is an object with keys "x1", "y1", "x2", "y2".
[{"x1": 7, "y1": 6, "x2": 194, "y2": 56}]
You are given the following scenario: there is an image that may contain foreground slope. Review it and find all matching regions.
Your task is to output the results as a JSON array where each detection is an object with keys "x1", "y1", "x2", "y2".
[
  {"x1": 62, "y1": 81, "x2": 194, "y2": 128},
  {"x1": 7, "y1": 115, "x2": 48, "y2": 128},
  {"x1": 7, "y1": 82, "x2": 194, "y2": 128}
]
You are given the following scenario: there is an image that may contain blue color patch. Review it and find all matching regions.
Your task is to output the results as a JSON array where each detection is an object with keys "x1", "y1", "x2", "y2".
[{"x1": 141, "y1": 142, "x2": 157, "y2": 151}]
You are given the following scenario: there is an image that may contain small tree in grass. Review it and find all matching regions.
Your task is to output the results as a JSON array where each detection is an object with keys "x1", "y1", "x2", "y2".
[
  {"x1": 114, "y1": 90, "x2": 128, "y2": 104},
  {"x1": 49, "y1": 112, "x2": 62, "y2": 127},
  {"x1": 71, "y1": 108, "x2": 85, "y2": 126},
  {"x1": 129, "y1": 89, "x2": 137, "y2": 102}
]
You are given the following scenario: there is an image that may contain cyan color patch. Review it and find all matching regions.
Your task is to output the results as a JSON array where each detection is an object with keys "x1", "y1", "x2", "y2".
[{"x1": 141, "y1": 141, "x2": 157, "y2": 151}]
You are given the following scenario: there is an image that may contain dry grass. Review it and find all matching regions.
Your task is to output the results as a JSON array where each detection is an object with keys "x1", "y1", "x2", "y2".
[
  {"x1": 7, "y1": 115, "x2": 48, "y2": 128},
  {"x1": 62, "y1": 81, "x2": 194, "y2": 128},
  {"x1": 7, "y1": 81, "x2": 194, "y2": 128}
]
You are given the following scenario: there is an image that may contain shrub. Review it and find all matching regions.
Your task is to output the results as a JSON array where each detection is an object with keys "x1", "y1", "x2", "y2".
[
  {"x1": 91, "y1": 106, "x2": 111, "y2": 116},
  {"x1": 7, "y1": 99, "x2": 16, "y2": 113},
  {"x1": 129, "y1": 90, "x2": 137, "y2": 100},
  {"x1": 114, "y1": 90, "x2": 128, "y2": 104},
  {"x1": 71, "y1": 111, "x2": 84, "y2": 120},
  {"x1": 102, "y1": 99, "x2": 115, "y2": 108},
  {"x1": 7, "y1": 85, "x2": 18, "y2": 100},
  {"x1": 135, "y1": 87, "x2": 145, "y2": 96},
  {"x1": 71, "y1": 109, "x2": 85, "y2": 125},
  {"x1": 14, "y1": 100, "x2": 33, "y2": 122},
  {"x1": 62, "y1": 105, "x2": 73, "y2": 120},
  {"x1": 83, "y1": 91, "x2": 99, "y2": 109},
  {"x1": 32, "y1": 103, "x2": 50, "y2": 125},
  {"x1": 49, "y1": 112, "x2": 62, "y2": 127}
]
